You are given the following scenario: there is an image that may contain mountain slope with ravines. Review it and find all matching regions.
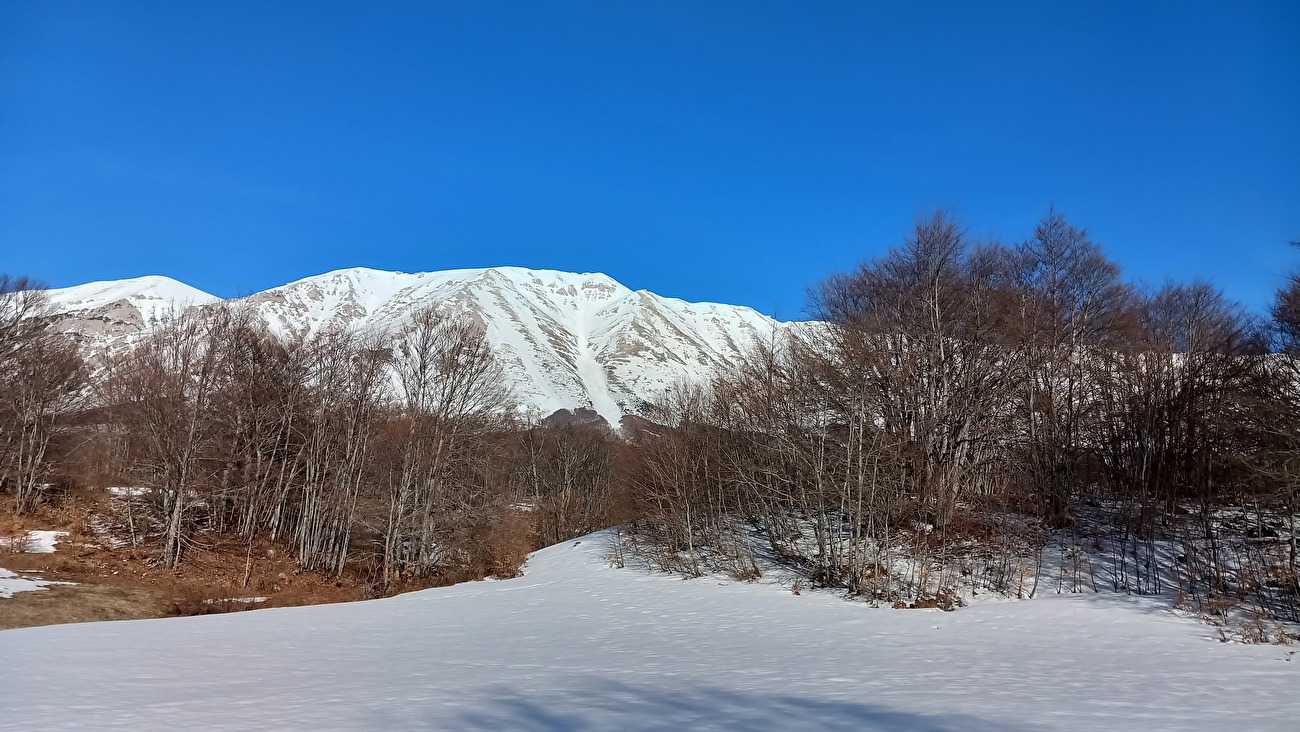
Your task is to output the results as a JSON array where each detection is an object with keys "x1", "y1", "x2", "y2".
[{"x1": 43, "y1": 267, "x2": 792, "y2": 426}]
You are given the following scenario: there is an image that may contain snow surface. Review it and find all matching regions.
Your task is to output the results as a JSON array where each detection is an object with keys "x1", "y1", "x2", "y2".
[
  {"x1": 1, "y1": 534, "x2": 1295, "y2": 731},
  {"x1": 0, "y1": 530, "x2": 66, "y2": 553},
  {"x1": 106, "y1": 486, "x2": 148, "y2": 497},
  {"x1": 203, "y1": 596, "x2": 268, "y2": 605},
  {"x1": 21, "y1": 530, "x2": 66, "y2": 554},
  {"x1": 0, "y1": 568, "x2": 69, "y2": 599}
]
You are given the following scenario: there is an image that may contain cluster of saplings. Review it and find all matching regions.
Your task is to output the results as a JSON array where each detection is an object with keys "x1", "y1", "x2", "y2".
[
  {"x1": 1, "y1": 210, "x2": 1298, "y2": 622},
  {"x1": 0, "y1": 281, "x2": 627, "y2": 590}
]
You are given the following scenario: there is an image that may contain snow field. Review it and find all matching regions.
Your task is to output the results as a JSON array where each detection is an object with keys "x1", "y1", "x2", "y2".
[{"x1": 1, "y1": 533, "x2": 1296, "y2": 731}]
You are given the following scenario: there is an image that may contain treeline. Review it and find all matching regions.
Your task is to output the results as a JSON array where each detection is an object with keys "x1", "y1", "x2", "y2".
[
  {"x1": 0, "y1": 279, "x2": 625, "y2": 589},
  {"x1": 628, "y1": 212, "x2": 1299, "y2": 622},
  {"x1": 3, "y1": 211, "x2": 1298, "y2": 621}
]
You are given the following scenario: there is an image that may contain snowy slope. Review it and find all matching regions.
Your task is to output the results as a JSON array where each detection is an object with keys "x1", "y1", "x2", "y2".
[
  {"x1": 0, "y1": 534, "x2": 1295, "y2": 731},
  {"x1": 45, "y1": 275, "x2": 220, "y2": 325},
  {"x1": 46, "y1": 267, "x2": 791, "y2": 424},
  {"x1": 43, "y1": 276, "x2": 220, "y2": 350}
]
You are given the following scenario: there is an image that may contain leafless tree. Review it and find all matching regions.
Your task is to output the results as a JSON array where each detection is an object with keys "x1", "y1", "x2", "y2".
[
  {"x1": 381, "y1": 306, "x2": 513, "y2": 584},
  {"x1": 516, "y1": 421, "x2": 620, "y2": 548},
  {"x1": 0, "y1": 276, "x2": 88, "y2": 512},
  {"x1": 101, "y1": 306, "x2": 231, "y2": 566},
  {"x1": 1008, "y1": 211, "x2": 1135, "y2": 524},
  {"x1": 812, "y1": 212, "x2": 1020, "y2": 528}
]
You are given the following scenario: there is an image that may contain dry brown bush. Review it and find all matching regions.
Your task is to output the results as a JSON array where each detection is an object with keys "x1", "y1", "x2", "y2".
[{"x1": 483, "y1": 508, "x2": 537, "y2": 579}]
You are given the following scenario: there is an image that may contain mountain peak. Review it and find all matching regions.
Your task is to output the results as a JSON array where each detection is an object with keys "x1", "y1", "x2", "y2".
[
  {"x1": 45, "y1": 266, "x2": 792, "y2": 424},
  {"x1": 45, "y1": 275, "x2": 218, "y2": 305}
]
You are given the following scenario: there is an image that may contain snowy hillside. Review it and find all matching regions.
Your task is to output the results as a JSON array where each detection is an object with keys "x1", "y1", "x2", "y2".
[
  {"x1": 43, "y1": 267, "x2": 790, "y2": 425},
  {"x1": 43, "y1": 275, "x2": 220, "y2": 345},
  {"x1": 1, "y1": 533, "x2": 1296, "y2": 731}
]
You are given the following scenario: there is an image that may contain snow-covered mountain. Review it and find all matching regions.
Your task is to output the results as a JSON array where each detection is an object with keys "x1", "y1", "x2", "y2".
[
  {"x1": 42, "y1": 267, "x2": 791, "y2": 426},
  {"x1": 45, "y1": 275, "x2": 221, "y2": 340}
]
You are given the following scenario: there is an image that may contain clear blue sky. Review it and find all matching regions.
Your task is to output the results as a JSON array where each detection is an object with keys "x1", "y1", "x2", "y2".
[{"x1": 2, "y1": 2, "x2": 1297, "y2": 319}]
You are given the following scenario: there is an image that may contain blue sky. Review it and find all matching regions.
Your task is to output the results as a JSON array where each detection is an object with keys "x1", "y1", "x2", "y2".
[{"x1": 2, "y1": 1, "x2": 1297, "y2": 319}]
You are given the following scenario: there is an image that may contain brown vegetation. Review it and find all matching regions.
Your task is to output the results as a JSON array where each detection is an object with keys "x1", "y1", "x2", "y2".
[
  {"x1": 625, "y1": 212, "x2": 1299, "y2": 629},
  {"x1": 1, "y1": 291, "x2": 626, "y2": 624}
]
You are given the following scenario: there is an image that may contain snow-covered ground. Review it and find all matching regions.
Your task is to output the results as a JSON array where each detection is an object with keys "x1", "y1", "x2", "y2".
[
  {"x1": 202, "y1": 596, "x2": 268, "y2": 605},
  {"x1": 1, "y1": 534, "x2": 1296, "y2": 731},
  {"x1": 0, "y1": 568, "x2": 69, "y2": 599},
  {"x1": 0, "y1": 530, "x2": 67, "y2": 554},
  {"x1": 1, "y1": 531, "x2": 75, "y2": 598},
  {"x1": 21, "y1": 530, "x2": 66, "y2": 554}
]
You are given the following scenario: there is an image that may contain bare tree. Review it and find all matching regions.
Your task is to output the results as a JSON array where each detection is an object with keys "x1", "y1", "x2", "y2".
[
  {"x1": 516, "y1": 421, "x2": 619, "y2": 547},
  {"x1": 294, "y1": 327, "x2": 389, "y2": 575},
  {"x1": 1009, "y1": 210, "x2": 1135, "y2": 525},
  {"x1": 381, "y1": 306, "x2": 513, "y2": 584},
  {"x1": 102, "y1": 307, "x2": 231, "y2": 566},
  {"x1": 813, "y1": 212, "x2": 1019, "y2": 528},
  {"x1": 0, "y1": 276, "x2": 88, "y2": 512}
]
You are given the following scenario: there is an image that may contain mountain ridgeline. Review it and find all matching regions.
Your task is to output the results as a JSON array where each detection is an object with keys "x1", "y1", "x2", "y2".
[{"x1": 43, "y1": 266, "x2": 791, "y2": 427}]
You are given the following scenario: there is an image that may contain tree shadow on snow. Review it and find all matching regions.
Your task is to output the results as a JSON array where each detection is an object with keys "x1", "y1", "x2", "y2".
[
  {"x1": 1033, "y1": 586, "x2": 1189, "y2": 619},
  {"x1": 440, "y1": 678, "x2": 1041, "y2": 732}
]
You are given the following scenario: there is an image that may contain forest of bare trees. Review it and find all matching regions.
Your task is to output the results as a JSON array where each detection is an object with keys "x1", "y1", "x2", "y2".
[
  {"x1": 1, "y1": 213, "x2": 1297, "y2": 629},
  {"x1": 628, "y1": 213, "x2": 1299, "y2": 629},
  {"x1": 0, "y1": 286, "x2": 622, "y2": 591}
]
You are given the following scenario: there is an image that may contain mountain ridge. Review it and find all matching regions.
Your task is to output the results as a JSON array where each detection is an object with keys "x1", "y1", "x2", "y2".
[{"x1": 41, "y1": 266, "x2": 794, "y2": 426}]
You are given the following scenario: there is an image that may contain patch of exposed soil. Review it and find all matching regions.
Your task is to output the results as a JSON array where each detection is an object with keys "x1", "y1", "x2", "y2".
[
  {"x1": 0, "y1": 582, "x2": 161, "y2": 630},
  {"x1": 1, "y1": 494, "x2": 365, "y2": 631}
]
